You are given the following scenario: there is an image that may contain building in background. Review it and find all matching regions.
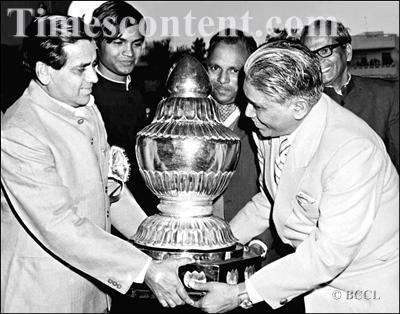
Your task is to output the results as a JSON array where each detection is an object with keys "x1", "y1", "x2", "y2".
[{"x1": 350, "y1": 32, "x2": 399, "y2": 81}]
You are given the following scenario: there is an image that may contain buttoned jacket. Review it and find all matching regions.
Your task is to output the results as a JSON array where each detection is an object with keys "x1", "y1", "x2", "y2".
[{"x1": 1, "y1": 81, "x2": 150, "y2": 313}]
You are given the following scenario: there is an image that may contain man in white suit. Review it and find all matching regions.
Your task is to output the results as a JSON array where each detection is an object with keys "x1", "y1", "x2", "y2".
[
  {"x1": 188, "y1": 40, "x2": 399, "y2": 313},
  {"x1": 1, "y1": 15, "x2": 193, "y2": 313}
]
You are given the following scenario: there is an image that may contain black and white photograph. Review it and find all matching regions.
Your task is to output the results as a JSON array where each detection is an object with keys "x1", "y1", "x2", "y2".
[{"x1": 1, "y1": 1, "x2": 399, "y2": 313}]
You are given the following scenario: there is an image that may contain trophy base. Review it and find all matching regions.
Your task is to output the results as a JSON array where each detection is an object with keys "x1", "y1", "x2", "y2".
[
  {"x1": 129, "y1": 241, "x2": 243, "y2": 261},
  {"x1": 127, "y1": 243, "x2": 262, "y2": 299}
]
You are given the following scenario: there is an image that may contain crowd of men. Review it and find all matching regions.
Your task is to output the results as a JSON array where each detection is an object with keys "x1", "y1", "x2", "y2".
[{"x1": 1, "y1": 2, "x2": 398, "y2": 313}]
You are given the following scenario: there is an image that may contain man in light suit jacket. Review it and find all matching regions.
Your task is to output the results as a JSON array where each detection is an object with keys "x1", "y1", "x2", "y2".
[
  {"x1": 1, "y1": 15, "x2": 193, "y2": 313},
  {"x1": 188, "y1": 40, "x2": 399, "y2": 313}
]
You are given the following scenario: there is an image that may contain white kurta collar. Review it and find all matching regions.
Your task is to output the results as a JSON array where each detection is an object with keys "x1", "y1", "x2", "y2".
[{"x1": 95, "y1": 66, "x2": 131, "y2": 91}]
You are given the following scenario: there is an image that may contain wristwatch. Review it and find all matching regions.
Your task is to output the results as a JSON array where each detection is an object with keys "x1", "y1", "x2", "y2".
[
  {"x1": 248, "y1": 239, "x2": 268, "y2": 258},
  {"x1": 238, "y1": 283, "x2": 253, "y2": 309}
]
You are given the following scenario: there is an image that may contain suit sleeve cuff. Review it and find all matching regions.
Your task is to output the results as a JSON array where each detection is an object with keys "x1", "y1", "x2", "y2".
[
  {"x1": 245, "y1": 278, "x2": 263, "y2": 304},
  {"x1": 133, "y1": 256, "x2": 152, "y2": 283}
]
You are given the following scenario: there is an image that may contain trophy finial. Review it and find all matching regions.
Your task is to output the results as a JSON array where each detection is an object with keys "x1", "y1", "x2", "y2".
[{"x1": 166, "y1": 55, "x2": 211, "y2": 97}]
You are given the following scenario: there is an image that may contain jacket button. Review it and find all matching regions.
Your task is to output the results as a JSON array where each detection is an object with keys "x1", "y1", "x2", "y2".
[
  {"x1": 77, "y1": 118, "x2": 84, "y2": 124},
  {"x1": 108, "y1": 279, "x2": 112, "y2": 284},
  {"x1": 279, "y1": 298, "x2": 288, "y2": 305},
  {"x1": 117, "y1": 284, "x2": 121, "y2": 289}
]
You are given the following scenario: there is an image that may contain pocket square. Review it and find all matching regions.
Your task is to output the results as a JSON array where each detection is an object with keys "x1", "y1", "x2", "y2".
[
  {"x1": 296, "y1": 191, "x2": 316, "y2": 206},
  {"x1": 295, "y1": 192, "x2": 319, "y2": 218}
]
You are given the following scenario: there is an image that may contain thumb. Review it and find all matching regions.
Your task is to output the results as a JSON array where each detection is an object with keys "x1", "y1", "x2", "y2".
[
  {"x1": 187, "y1": 280, "x2": 209, "y2": 291},
  {"x1": 175, "y1": 257, "x2": 195, "y2": 267}
]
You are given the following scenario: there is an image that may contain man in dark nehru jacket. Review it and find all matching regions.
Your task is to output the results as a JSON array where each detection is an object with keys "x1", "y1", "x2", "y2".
[
  {"x1": 301, "y1": 19, "x2": 399, "y2": 172},
  {"x1": 90, "y1": 1, "x2": 158, "y2": 215}
]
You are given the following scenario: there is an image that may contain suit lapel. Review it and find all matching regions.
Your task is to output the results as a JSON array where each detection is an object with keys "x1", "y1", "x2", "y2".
[
  {"x1": 263, "y1": 138, "x2": 274, "y2": 196},
  {"x1": 273, "y1": 95, "x2": 330, "y2": 230}
]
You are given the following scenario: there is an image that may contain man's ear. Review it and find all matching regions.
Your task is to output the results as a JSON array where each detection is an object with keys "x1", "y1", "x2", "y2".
[
  {"x1": 345, "y1": 43, "x2": 353, "y2": 62},
  {"x1": 35, "y1": 61, "x2": 51, "y2": 85},
  {"x1": 291, "y1": 99, "x2": 309, "y2": 120}
]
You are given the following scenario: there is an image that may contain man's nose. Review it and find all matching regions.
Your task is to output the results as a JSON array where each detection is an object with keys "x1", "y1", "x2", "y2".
[
  {"x1": 245, "y1": 103, "x2": 255, "y2": 118},
  {"x1": 320, "y1": 57, "x2": 330, "y2": 66},
  {"x1": 122, "y1": 43, "x2": 134, "y2": 57},
  {"x1": 86, "y1": 66, "x2": 98, "y2": 83},
  {"x1": 217, "y1": 71, "x2": 229, "y2": 84}
]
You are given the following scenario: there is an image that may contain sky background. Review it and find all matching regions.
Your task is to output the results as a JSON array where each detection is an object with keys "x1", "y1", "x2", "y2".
[{"x1": 128, "y1": 1, "x2": 399, "y2": 48}]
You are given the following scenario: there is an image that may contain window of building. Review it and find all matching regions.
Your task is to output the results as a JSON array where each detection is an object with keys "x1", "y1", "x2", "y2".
[{"x1": 382, "y1": 52, "x2": 393, "y2": 66}]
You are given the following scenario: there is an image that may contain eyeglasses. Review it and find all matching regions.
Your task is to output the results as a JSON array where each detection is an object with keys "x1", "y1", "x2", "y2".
[{"x1": 312, "y1": 43, "x2": 345, "y2": 58}]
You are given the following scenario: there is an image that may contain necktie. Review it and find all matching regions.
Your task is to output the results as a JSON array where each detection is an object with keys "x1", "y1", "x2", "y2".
[{"x1": 274, "y1": 137, "x2": 290, "y2": 185}]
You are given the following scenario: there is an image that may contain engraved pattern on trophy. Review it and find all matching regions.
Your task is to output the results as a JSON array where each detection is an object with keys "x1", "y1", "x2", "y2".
[
  {"x1": 130, "y1": 56, "x2": 262, "y2": 295},
  {"x1": 132, "y1": 55, "x2": 241, "y2": 253}
]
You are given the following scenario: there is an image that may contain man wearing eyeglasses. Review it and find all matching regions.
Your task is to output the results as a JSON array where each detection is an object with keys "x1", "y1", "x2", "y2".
[
  {"x1": 188, "y1": 39, "x2": 399, "y2": 314},
  {"x1": 300, "y1": 19, "x2": 399, "y2": 173}
]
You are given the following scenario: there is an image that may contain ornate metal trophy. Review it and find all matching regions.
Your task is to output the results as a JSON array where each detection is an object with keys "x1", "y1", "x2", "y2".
[{"x1": 129, "y1": 55, "x2": 261, "y2": 297}]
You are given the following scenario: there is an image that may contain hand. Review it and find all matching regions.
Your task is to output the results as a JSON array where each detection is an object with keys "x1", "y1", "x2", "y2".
[
  {"x1": 188, "y1": 281, "x2": 239, "y2": 313},
  {"x1": 144, "y1": 258, "x2": 195, "y2": 308}
]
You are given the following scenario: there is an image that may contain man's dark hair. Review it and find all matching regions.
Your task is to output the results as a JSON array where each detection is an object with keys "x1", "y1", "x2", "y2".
[
  {"x1": 92, "y1": 1, "x2": 144, "y2": 45},
  {"x1": 22, "y1": 15, "x2": 94, "y2": 79},
  {"x1": 208, "y1": 28, "x2": 257, "y2": 57},
  {"x1": 300, "y1": 19, "x2": 352, "y2": 45}
]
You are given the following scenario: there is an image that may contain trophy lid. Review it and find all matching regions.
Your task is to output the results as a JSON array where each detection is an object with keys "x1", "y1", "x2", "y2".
[{"x1": 166, "y1": 55, "x2": 211, "y2": 98}]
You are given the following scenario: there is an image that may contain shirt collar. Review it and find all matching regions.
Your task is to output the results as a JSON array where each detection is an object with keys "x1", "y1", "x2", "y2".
[
  {"x1": 34, "y1": 81, "x2": 94, "y2": 119},
  {"x1": 95, "y1": 66, "x2": 131, "y2": 91},
  {"x1": 210, "y1": 95, "x2": 240, "y2": 126},
  {"x1": 326, "y1": 72, "x2": 351, "y2": 96},
  {"x1": 222, "y1": 107, "x2": 240, "y2": 128},
  {"x1": 280, "y1": 125, "x2": 300, "y2": 146}
]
